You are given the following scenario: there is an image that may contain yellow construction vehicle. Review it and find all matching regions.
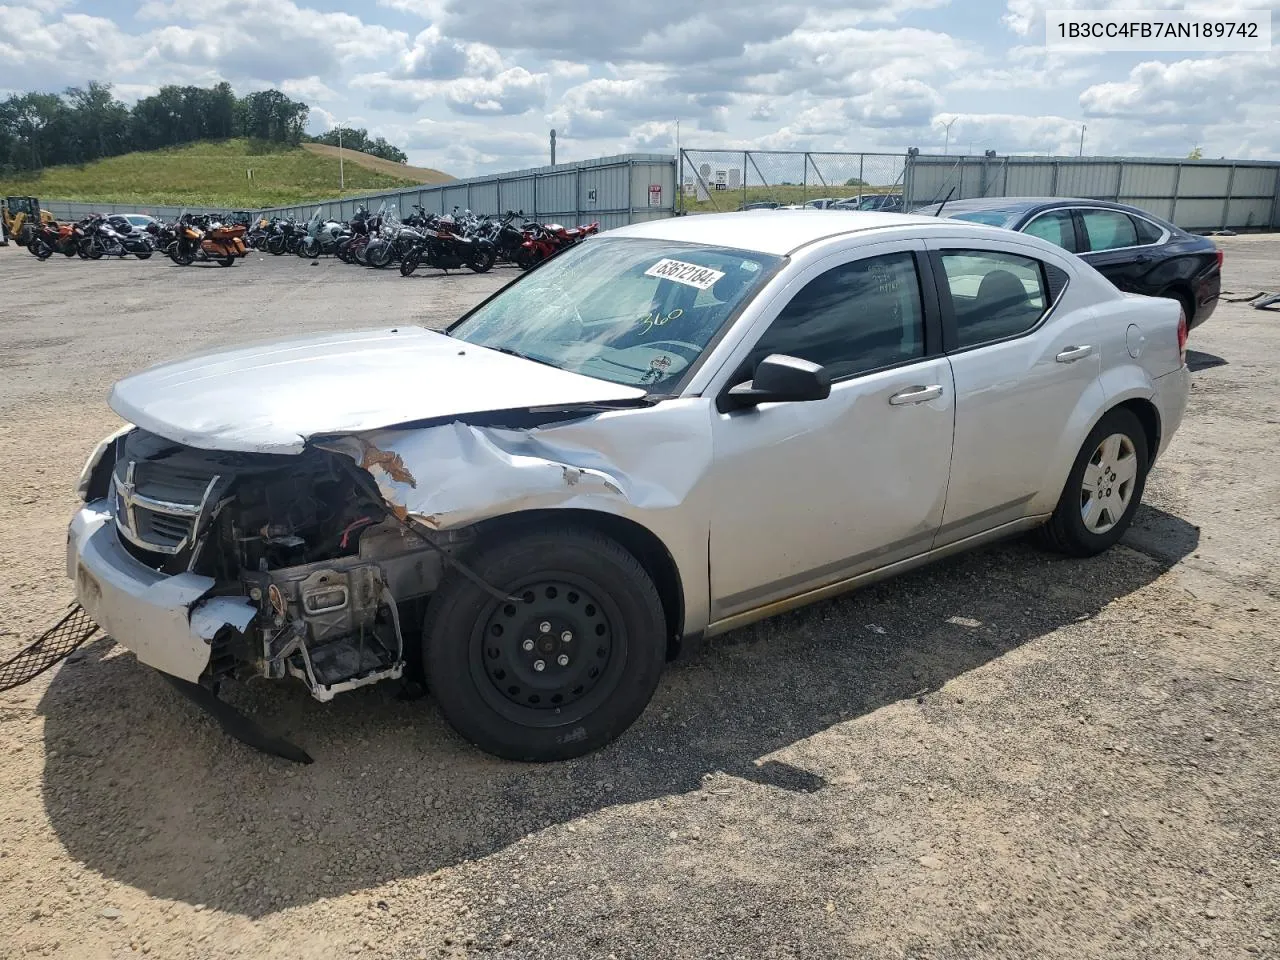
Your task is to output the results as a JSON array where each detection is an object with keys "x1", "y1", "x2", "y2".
[{"x1": 1, "y1": 197, "x2": 53, "y2": 247}]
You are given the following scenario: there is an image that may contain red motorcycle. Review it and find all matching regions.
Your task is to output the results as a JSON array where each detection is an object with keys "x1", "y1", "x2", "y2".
[
  {"x1": 27, "y1": 219, "x2": 83, "y2": 259},
  {"x1": 515, "y1": 220, "x2": 600, "y2": 270}
]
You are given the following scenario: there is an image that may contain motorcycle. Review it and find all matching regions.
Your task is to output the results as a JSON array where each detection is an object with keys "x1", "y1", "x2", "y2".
[
  {"x1": 27, "y1": 220, "x2": 80, "y2": 259},
  {"x1": 78, "y1": 214, "x2": 154, "y2": 260},
  {"x1": 363, "y1": 205, "x2": 420, "y2": 269},
  {"x1": 266, "y1": 217, "x2": 302, "y2": 256},
  {"x1": 168, "y1": 211, "x2": 248, "y2": 266},
  {"x1": 246, "y1": 217, "x2": 271, "y2": 252},
  {"x1": 334, "y1": 207, "x2": 371, "y2": 263},
  {"x1": 298, "y1": 209, "x2": 345, "y2": 258},
  {"x1": 399, "y1": 211, "x2": 496, "y2": 276},
  {"x1": 515, "y1": 220, "x2": 599, "y2": 270}
]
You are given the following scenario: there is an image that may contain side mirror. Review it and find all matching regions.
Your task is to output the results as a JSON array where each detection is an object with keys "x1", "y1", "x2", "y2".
[{"x1": 724, "y1": 354, "x2": 831, "y2": 409}]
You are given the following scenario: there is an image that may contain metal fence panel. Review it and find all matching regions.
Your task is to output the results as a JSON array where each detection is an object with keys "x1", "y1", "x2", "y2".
[
  {"x1": 1178, "y1": 165, "x2": 1232, "y2": 196},
  {"x1": 1119, "y1": 163, "x2": 1178, "y2": 198}
]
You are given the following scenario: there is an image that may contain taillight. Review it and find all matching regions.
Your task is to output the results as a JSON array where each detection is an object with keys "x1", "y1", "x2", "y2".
[
  {"x1": 1177, "y1": 308, "x2": 1188, "y2": 366},
  {"x1": 1215, "y1": 248, "x2": 1224, "y2": 269}
]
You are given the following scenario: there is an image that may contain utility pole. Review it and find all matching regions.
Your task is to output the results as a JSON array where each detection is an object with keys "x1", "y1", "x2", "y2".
[
  {"x1": 1079, "y1": 124, "x2": 1086, "y2": 157},
  {"x1": 550, "y1": 129, "x2": 557, "y2": 166},
  {"x1": 338, "y1": 125, "x2": 345, "y2": 191},
  {"x1": 939, "y1": 117, "x2": 957, "y2": 155}
]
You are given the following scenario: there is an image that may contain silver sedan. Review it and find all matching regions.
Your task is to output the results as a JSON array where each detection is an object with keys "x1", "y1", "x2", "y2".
[{"x1": 69, "y1": 211, "x2": 1190, "y2": 762}]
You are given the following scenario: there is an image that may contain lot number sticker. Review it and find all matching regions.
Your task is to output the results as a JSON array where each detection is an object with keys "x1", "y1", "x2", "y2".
[{"x1": 644, "y1": 258, "x2": 726, "y2": 290}]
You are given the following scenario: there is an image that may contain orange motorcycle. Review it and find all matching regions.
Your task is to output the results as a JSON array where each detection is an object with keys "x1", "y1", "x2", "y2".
[{"x1": 168, "y1": 212, "x2": 249, "y2": 267}]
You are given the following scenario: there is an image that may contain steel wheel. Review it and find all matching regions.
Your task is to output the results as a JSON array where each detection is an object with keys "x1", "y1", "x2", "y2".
[
  {"x1": 1080, "y1": 433, "x2": 1138, "y2": 535},
  {"x1": 475, "y1": 579, "x2": 618, "y2": 718}
]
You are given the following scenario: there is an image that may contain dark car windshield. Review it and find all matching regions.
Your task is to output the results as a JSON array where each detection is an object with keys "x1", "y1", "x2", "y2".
[{"x1": 450, "y1": 237, "x2": 781, "y2": 392}]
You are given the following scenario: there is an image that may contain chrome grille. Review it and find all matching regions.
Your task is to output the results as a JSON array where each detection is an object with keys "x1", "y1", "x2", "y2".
[{"x1": 112, "y1": 460, "x2": 220, "y2": 556}]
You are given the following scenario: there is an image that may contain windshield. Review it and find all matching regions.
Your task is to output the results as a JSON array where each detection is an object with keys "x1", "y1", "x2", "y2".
[{"x1": 450, "y1": 237, "x2": 781, "y2": 392}]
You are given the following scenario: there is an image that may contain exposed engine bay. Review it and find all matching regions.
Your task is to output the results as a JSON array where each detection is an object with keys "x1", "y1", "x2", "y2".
[{"x1": 105, "y1": 429, "x2": 456, "y2": 700}]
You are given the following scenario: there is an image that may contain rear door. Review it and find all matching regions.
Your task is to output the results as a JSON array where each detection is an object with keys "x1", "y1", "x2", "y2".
[
  {"x1": 1076, "y1": 207, "x2": 1163, "y2": 292},
  {"x1": 926, "y1": 240, "x2": 1104, "y2": 544}
]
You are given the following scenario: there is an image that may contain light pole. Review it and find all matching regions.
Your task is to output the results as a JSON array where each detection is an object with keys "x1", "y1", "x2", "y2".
[
  {"x1": 1078, "y1": 124, "x2": 1086, "y2": 157},
  {"x1": 338, "y1": 125, "x2": 345, "y2": 191},
  {"x1": 939, "y1": 117, "x2": 957, "y2": 155}
]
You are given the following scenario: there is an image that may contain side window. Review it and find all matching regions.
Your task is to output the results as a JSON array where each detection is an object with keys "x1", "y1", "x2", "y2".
[
  {"x1": 1023, "y1": 210, "x2": 1078, "y2": 253},
  {"x1": 747, "y1": 252, "x2": 925, "y2": 380},
  {"x1": 1081, "y1": 209, "x2": 1139, "y2": 251},
  {"x1": 1130, "y1": 215, "x2": 1164, "y2": 245},
  {"x1": 939, "y1": 250, "x2": 1049, "y2": 348}
]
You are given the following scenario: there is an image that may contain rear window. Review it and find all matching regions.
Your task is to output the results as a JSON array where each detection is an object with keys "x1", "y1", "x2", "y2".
[
  {"x1": 1131, "y1": 216, "x2": 1164, "y2": 245},
  {"x1": 948, "y1": 210, "x2": 1020, "y2": 228}
]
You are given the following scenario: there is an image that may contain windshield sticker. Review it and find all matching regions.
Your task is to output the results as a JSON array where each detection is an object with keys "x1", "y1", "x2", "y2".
[{"x1": 645, "y1": 258, "x2": 726, "y2": 290}]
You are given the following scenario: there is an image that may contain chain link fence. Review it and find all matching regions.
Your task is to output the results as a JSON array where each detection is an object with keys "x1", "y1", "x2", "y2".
[{"x1": 679, "y1": 150, "x2": 907, "y2": 213}]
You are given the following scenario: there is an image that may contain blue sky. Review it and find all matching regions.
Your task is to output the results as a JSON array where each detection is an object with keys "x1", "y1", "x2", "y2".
[{"x1": 1, "y1": 0, "x2": 1277, "y2": 177}]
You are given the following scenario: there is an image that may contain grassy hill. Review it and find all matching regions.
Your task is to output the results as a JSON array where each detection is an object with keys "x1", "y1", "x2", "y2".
[
  {"x1": 300, "y1": 143, "x2": 452, "y2": 185},
  {"x1": 0, "y1": 139, "x2": 452, "y2": 207}
]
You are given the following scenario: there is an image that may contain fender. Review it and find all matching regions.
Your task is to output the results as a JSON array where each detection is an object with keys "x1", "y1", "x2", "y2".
[{"x1": 318, "y1": 399, "x2": 717, "y2": 638}]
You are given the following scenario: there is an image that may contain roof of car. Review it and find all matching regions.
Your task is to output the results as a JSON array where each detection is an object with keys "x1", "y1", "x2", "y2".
[
  {"x1": 917, "y1": 196, "x2": 1147, "y2": 215},
  {"x1": 607, "y1": 210, "x2": 965, "y2": 256}
]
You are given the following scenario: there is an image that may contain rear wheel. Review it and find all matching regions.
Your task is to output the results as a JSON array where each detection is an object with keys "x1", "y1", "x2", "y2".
[
  {"x1": 135, "y1": 250, "x2": 152, "y2": 260},
  {"x1": 1036, "y1": 407, "x2": 1149, "y2": 557},
  {"x1": 468, "y1": 246, "x2": 497, "y2": 273},
  {"x1": 218, "y1": 256, "x2": 236, "y2": 267},
  {"x1": 399, "y1": 251, "x2": 421, "y2": 277},
  {"x1": 423, "y1": 527, "x2": 667, "y2": 761}
]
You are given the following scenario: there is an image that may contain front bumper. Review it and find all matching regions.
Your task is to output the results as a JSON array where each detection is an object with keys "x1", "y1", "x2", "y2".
[
  {"x1": 1152, "y1": 364, "x2": 1191, "y2": 459},
  {"x1": 67, "y1": 502, "x2": 256, "y2": 682}
]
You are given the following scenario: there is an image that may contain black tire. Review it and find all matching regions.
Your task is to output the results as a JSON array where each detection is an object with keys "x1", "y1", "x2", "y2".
[
  {"x1": 33, "y1": 240, "x2": 53, "y2": 260},
  {"x1": 135, "y1": 250, "x2": 152, "y2": 260},
  {"x1": 468, "y1": 245, "x2": 497, "y2": 273},
  {"x1": 1036, "y1": 407, "x2": 1149, "y2": 557},
  {"x1": 268, "y1": 241, "x2": 284, "y2": 256},
  {"x1": 399, "y1": 251, "x2": 420, "y2": 276},
  {"x1": 81, "y1": 239, "x2": 103, "y2": 260},
  {"x1": 423, "y1": 526, "x2": 667, "y2": 761},
  {"x1": 218, "y1": 256, "x2": 236, "y2": 267}
]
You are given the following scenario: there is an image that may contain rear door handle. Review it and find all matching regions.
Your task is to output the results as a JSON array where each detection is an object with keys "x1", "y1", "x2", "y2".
[
  {"x1": 889, "y1": 384, "x2": 943, "y2": 406},
  {"x1": 1056, "y1": 345, "x2": 1093, "y2": 363}
]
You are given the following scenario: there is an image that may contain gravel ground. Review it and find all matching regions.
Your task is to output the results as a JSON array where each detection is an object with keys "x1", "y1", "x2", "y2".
[{"x1": 0, "y1": 240, "x2": 1277, "y2": 960}]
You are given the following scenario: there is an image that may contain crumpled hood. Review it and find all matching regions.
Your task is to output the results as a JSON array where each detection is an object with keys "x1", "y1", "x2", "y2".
[{"x1": 109, "y1": 326, "x2": 646, "y2": 454}]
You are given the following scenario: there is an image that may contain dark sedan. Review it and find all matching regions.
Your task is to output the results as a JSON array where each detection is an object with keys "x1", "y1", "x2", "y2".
[{"x1": 913, "y1": 197, "x2": 1221, "y2": 329}]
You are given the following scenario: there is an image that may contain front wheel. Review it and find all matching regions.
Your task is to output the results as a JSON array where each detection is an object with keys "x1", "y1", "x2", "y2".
[
  {"x1": 134, "y1": 249, "x2": 152, "y2": 260},
  {"x1": 218, "y1": 256, "x2": 236, "y2": 267},
  {"x1": 399, "y1": 251, "x2": 421, "y2": 277},
  {"x1": 423, "y1": 526, "x2": 667, "y2": 761},
  {"x1": 1036, "y1": 407, "x2": 1149, "y2": 557}
]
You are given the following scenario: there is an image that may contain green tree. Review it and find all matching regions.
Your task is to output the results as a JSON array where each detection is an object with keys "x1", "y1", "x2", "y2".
[
  {"x1": 1187, "y1": 146, "x2": 1203, "y2": 160},
  {"x1": 844, "y1": 177, "x2": 868, "y2": 187}
]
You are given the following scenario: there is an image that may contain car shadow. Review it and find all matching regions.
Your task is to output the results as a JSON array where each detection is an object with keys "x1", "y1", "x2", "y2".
[
  {"x1": 1186, "y1": 349, "x2": 1228, "y2": 372},
  {"x1": 36, "y1": 507, "x2": 1198, "y2": 917}
]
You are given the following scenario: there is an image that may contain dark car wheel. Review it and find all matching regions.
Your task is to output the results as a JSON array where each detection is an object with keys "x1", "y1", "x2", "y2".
[
  {"x1": 1036, "y1": 407, "x2": 1149, "y2": 557},
  {"x1": 423, "y1": 526, "x2": 667, "y2": 762}
]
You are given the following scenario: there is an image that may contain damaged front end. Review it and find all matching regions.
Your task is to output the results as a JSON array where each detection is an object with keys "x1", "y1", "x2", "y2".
[{"x1": 70, "y1": 428, "x2": 465, "y2": 700}]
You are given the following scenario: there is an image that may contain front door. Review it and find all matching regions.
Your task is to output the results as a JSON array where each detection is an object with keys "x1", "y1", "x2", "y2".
[{"x1": 706, "y1": 242, "x2": 955, "y2": 621}]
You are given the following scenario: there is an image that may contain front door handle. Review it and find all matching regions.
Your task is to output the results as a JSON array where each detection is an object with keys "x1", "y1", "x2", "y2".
[
  {"x1": 1056, "y1": 345, "x2": 1093, "y2": 363},
  {"x1": 889, "y1": 384, "x2": 943, "y2": 406}
]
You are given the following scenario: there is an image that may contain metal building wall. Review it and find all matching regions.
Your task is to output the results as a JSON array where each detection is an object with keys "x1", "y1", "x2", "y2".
[
  {"x1": 253, "y1": 153, "x2": 677, "y2": 230},
  {"x1": 904, "y1": 154, "x2": 1280, "y2": 231}
]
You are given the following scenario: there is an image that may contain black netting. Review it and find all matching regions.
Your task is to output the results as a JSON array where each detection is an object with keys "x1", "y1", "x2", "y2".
[{"x1": 0, "y1": 605, "x2": 99, "y2": 692}]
